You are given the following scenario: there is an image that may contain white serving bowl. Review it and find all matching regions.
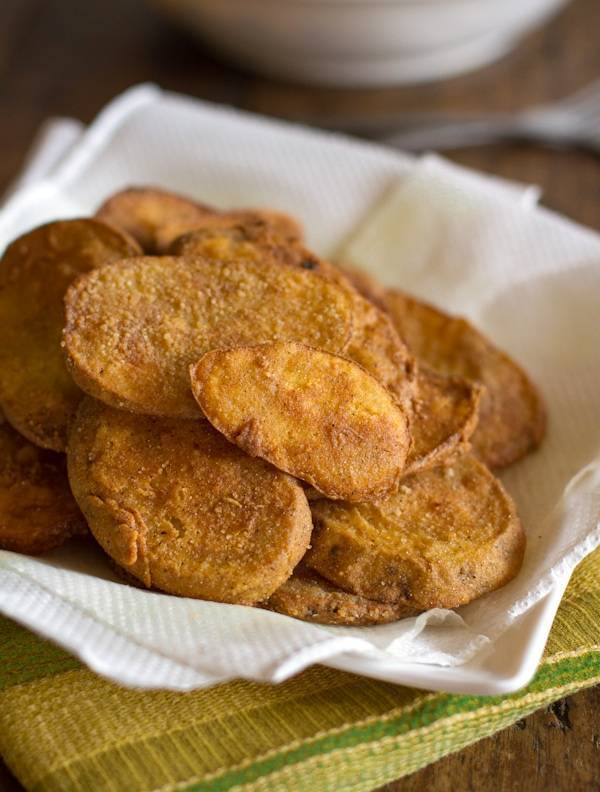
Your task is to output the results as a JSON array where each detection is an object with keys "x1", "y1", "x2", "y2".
[{"x1": 151, "y1": 0, "x2": 570, "y2": 87}]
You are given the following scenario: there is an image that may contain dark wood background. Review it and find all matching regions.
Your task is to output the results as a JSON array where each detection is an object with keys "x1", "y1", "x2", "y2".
[{"x1": 0, "y1": 0, "x2": 598, "y2": 789}]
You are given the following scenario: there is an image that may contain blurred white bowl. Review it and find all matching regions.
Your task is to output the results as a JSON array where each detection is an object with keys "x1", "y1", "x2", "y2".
[{"x1": 151, "y1": 0, "x2": 570, "y2": 87}]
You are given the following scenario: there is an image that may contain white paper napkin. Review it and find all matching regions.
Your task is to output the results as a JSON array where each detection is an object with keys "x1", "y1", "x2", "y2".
[{"x1": 0, "y1": 85, "x2": 598, "y2": 691}]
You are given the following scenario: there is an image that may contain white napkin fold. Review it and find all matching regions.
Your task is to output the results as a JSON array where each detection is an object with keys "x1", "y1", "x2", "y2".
[
  {"x1": 2, "y1": 117, "x2": 84, "y2": 201},
  {"x1": 0, "y1": 86, "x2": 598, "y2": 692}
]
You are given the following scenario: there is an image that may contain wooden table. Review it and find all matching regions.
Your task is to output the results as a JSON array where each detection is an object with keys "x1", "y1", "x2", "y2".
[{"x1": 0, "y1": 0, "x2": 598, "y2": 788}]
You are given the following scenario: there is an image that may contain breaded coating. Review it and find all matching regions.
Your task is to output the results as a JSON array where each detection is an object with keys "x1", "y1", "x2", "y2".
[
  {"x1": 173, "y1": 229, "x2": 416, "y2": 413},
  {"x1": 386, "y1": 291, "x2": 546, "y2": 468},
  {"x1": 170, "y1": 223, "x2": 338, "y2": 283},
  {"x1": 303, "y1": 366, "x2": 480, "y2": 502},
  {"x1": 264, "y1": 566, "x2": 416, "y2": 626},
  {"x1": 161, "y1": 208, "x2": 302, "y2": 253},
  {"x1": 96, "y1": 187, "x2": 303, "y2": 253},
  {"x1": 306, "y1": 455, "x2": 525, "y2": 609},
  {"x1": 406, "y1": 367, "x2": 482, "y2": 474},
  {"x1": 345, "y1": 296, "x2": 417, "y2": 414},
  {"x1": 170, "y1": 209, "x2": 304, "y2": 252},
  {"x1": 64, "y1": 255, "x2": 357, "y2": 418},
  {"x1": 190, "y1": 341, "x2": 411, "y2": 502},
  {"x1": 0, "y1": 219, "x2": 141, "y2": 451},
  {"x1": 96, "y1": 187, "x2": 213, "y2": 253},
  {"x1": 67, "y1": 398, "x2": 313, "y2": 604},
  {"x1": 0, "y1": 410, "x2": 85, "y2": 554}
]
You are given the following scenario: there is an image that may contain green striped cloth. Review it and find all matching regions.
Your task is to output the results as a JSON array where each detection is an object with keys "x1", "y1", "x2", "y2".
[{"x1": 0, "y1": 549, "x2": 598, "y2": 792}]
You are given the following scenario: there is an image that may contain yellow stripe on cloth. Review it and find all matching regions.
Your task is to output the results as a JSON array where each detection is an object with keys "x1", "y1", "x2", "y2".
[
  {"x1": 546, "y1": 554, "x2": 600, "y2": 656},
  {"x1": 228, "y1": 669, "x2": 600, "y2": 792},
  {"x1": 2, "y1": 649, "x2": 597, "y2": 792},
  {"x1": 0, "y1": 667, "x2": 420, "y2": 791},
  {"x1": 0, "y1": 549, "x2": 597, "y2": 792}
]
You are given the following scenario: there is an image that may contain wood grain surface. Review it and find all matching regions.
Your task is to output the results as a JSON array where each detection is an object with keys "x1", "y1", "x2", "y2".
[{"x1": 0, "y1": 0, "x2": 598, "y2": 789}]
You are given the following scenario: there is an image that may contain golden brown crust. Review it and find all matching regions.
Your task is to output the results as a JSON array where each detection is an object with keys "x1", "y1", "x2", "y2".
[
  {"x1": 303, "y1": 484, "x2": 327, "y2": 501},
  {"x1": 229, "y1": 209, "x2": 303, "y2": 243},
  {"x1": 385, "y1": 290, "x2": 546, "y2": 469},
  {"x1": 157, "y1": 209, "x2": 302, "y2": 253},
  {"x1": 300, "y1": 366, "x2": 479, "y2": 501},
  {"x1": 190, "y1": 341, "x2": 411, "y2": 502},
  {"x1": 67, "y1": 398, "x2": 313, "y2": 604},
  {"x1": 0, "y1": 219, "x2": 142, "y2": 451},
  {"x1": 96, "y1": 187, "x2": 214, "y2": 253},
  {"x1": 96, "y1": 187, "x2": 303, "y2": 253},
  {"x1": 406, "y1": 367, "x2": 482, "y2": 475},
  {"x1": 0, "y1": 410, "x2": 86, "y2": 554},
  {"x1": 170, "y1": 223, "x2": 332, "y2": 282},
  {"x1": 345, "y1": 295, "x2": 417, "y2": 415},
  {"x1": 171, "y1": 227, "x2": 417, "y2": 414},
  {"x1": 169, "y1": 209, "x2": 304, "y2": 251},
  {"x1": 64, "y1": 255, "x2": 357, "y2": 419},
  {"x1": 306, "y1": 455, "x2": 525, "y2": 609},
  {"x1": 264, "y1": 566, "x2": 417, "y2": 625}
]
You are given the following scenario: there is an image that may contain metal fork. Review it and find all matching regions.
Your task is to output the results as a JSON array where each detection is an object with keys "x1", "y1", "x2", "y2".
[{"x1": 318, "y1": 80, "x2": 600, "y2": 154}]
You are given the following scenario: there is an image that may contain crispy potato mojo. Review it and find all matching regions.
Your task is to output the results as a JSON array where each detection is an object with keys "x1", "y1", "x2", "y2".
[
  {"x1": 172, "y1": 227, "x2": 416, "y2": 411},
  {"x1": 191, "y1": 341, "x2": 411, "y2": 502},
  {"x1": 67, "y1": 398, "x2": 313, "y2": 604},
  {"x1": 306, "y1": 455, "x2": 524, "y2": 610},
  {"x1": 386, "y1": 290, "x2": 546, "y2": 469},
  {"x1": 96, "y1": 186, "x2": 213, "y2": 253},
  {"x1": 0, "y1": 219, "x2": 141, "y2": 451},
  {"x1": 166, "y1": 208, "x2": 303, "y2": 254},
  {"x1": 0, "y1": 411, "x2": 85, "y2": 554},
  {"x1": 170, "y1": 224, "x2": 339, "y2": 285},
  {"x1": 345, "y1": 295, "x2": 416, "y2": 414},
  {"x1": 97, "y1": 186, "x2": 303, "y2": 253},
  {"x1": 264, "y1": 567, "x2": 416, "y2": 626},
  {"x1": 64, "y1": 255, "x2": 357, "y2": 419},
  {"x1": 406, "y1": 367, "x2": 482, "y2": 474},
  {"x1": 303, "y1": 366, "x2": 480, "y2": 502}
]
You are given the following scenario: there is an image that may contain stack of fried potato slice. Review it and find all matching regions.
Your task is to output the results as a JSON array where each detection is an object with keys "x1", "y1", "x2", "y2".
[{"x1": 0, "y1": 187, "x2": 546, "y2": 625}]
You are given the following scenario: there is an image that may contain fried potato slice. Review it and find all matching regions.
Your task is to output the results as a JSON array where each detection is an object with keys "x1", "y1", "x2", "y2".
[
  {"x1": 172, "y1": 209, "x2": 304, "y2": 250},
  {"x1": 178, "y1": 237, "x2": 462, "y2": 488},
  {"x1": 306, "y1": 455, "x2": 525, "y2": 609},
  {"x1": 161, "y1": 208, "x2": 303, "y2": 253},
  {"x1": 67, "y1": 398, "x2": 313, "y2": 604},
  {"x1": 264, "y1": 566, "x2": 416, "y2": 626},
  {"x1": 406, "y1": 367, "x2": 482, "y2": 474},
  {"x1": 173, "y1": 229, "x2": 417, "y2": 413},
  {"x1": 170, "y1": 222, "x2": 338, "y2": 282},
  {"x1": 64, "y1": 255, "x2": 357, "y2": 418},
  {"x1": 0, "y1": 410, "x2": 85, "y2": 554},
  {"x1": 345, "y1": 296, "x2": 417, "y2": 414},
  {"x1": 386, "y1": 291, "x2": 546, "y2": 468},
  {"x1": 174, "y1": 225, "x2": 419, "y2": 440},
  {"x1": 0, "y1": 219, "x2": 142, "y2": 451},
  {"x1": 191, "y1": 341, "x2": 411, "y2": 502},
  {"x1": 303, "y1": 367, "x2": 480, "y2": 502},
  {"x1": 97, "y1": 187, "x2": 303, "y2": 253},
  {"x1": 96, "y1": 187, "x2": 213, "y2": 253}
]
